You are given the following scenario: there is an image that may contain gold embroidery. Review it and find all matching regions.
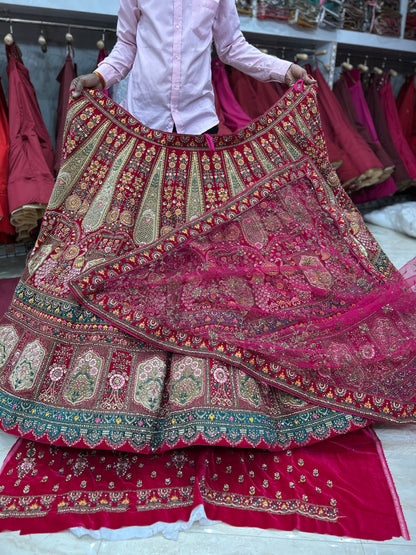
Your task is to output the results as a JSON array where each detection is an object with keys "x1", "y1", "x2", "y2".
[
  {"x1": 82, "y1": 138, "x2": 136, "y2": 232},
  {"x1": 133, "y1": 149, "x2": 166, "y2": 245}
]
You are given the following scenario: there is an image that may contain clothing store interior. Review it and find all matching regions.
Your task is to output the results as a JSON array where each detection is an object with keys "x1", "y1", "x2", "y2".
[{"x1": 1, "y1": 0, "x2": 416, "y2": 553}]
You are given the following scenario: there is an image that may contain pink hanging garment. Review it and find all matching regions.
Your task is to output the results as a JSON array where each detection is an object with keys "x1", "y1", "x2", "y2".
[
  {"x1": 211, "y1": 58, "x2": 251, "y2": 132},
  {"x1": 365, "y1": 73, "x2": 411, "y2": 190},
  {"x1": 380, "y1": 76, "x2": 416, "y2": 186},
  {"x1": 213, "y1": 86, "x2": 233, "y2": 135},
  {"x1": 0, "y1": 76, "x2": 15, "y2": 242},
  {"x1": 54, "y1": 53, "x2": 77, "y2": 176},
  {"x1": 6, "y1": 42, "x2": 55, "y2": 241}
]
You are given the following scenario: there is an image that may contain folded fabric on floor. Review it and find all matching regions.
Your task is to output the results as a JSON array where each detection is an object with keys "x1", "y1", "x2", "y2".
[
  {"x1": 1, "y1": 82, "x2": 416, "y2": 457},
  {"x1": 0, "y1": 428, "x2": 409, "y2": 541},
  {"x1": 364, "y1": 202, "x2": 416, "y2": 238}
]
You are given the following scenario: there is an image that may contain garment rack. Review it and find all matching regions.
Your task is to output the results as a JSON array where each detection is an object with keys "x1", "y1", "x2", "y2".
[{"x1": 0, "y1": 16, "x2": 116, "y2": 34}]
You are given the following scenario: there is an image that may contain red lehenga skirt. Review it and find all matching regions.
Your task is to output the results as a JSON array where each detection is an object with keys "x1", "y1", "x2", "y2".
[{"x1": 1, "y1": 82, "x2": 416, "y2": 457}]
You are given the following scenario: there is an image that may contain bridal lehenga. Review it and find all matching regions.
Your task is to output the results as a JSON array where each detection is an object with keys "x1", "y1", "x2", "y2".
[{"x1": 0, "y1": 81, "x2": 416, "y2": 458}]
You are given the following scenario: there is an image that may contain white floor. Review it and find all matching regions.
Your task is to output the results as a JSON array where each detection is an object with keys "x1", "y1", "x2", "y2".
[{"x1": 0, "y1": 223, "x2": 416, "y2": 554}]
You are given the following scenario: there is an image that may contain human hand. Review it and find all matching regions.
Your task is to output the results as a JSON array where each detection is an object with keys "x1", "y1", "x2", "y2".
[
  {"x1": 70, "y1": 73, "x2": 103, "y2": 98},
  {"x1": 284, "y1": 64, "x2": 316, "y2": 87}
]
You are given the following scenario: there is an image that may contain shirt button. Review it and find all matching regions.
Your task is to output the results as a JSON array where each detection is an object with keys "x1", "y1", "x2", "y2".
[{"x1": 175, "y1": 24, "x2": 179, "y2": 29}]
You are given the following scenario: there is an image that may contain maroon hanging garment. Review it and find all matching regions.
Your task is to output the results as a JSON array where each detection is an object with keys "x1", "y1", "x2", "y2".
[
  {"x1": 365, "y1": 73, "x2": 411, "y2": 190},
  {"x1": 380, "y1": 75, "x2": 416, "y2": 186},
  {"x1": 54, "y1": 53, "x2": 77, "y2": 176},
  {"x1": 211, "y1": 59, "x2": 251, "y2": 132},
  {"x1": 0, "y1": 76, "x2": 15, "y2": 242},
  {"x1": 272, "y1": 80, "x2": 289, "y2": 99},
  {"x1": 228, "y1": 68, "x2": 266, "y2": 119},
  {"x1": 6, "y1": 42, "x2": 55, "y2": 241},
  {"x1": 97, "y1": 48, "x2": 109, "y2": 96},
  {"x1": 54, "y1": 53, "x2": 77, "y2": 175},
  {"x1": 312, "y1": 67, "x2": 383, "y2": 192}
]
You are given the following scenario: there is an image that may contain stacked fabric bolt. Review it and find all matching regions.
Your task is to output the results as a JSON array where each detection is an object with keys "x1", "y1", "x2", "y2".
[
  {"x1": 235, "y1": 0, "x2": 254, "y2": 16},
  {"x1": 256, "y1": 0, "x2": 292, "y2": 20},
  {"x1": 405, "y1": 0, "x2": 416, "y2": 40},
  {"x1": 372, "y1": 0, "x2": 402, "y2": 37}
]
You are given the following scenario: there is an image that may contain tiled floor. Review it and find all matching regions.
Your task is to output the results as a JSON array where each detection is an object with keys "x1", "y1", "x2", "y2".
[{"x1": 0, "y1": 223, "x2": 416, "y2": 554}]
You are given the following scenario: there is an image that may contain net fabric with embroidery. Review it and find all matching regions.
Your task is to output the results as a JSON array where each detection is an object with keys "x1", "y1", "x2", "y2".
[{"x1": 0, "y1": 82, "x2": 416, "y2": 456}]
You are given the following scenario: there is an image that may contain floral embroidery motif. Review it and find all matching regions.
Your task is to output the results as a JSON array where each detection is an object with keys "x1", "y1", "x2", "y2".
[
  {"x1": 134, "y1": 356, "x2": 166, "y2": 411},
  {"x1": 0, "y1": 326, "x2": 19, "y2": 368},
  {"x1": 237, "y1": 370, "x2": 262, "y2": 408},
  {"x1": 169, "y1": 356, "x2": 204, "y2": 407},
  {"x1": 63, "y1": 350, "x2": 103, "y2": 405},
  {"x1": 9, "y1": 340, "x2": 46, "y2": 392}
]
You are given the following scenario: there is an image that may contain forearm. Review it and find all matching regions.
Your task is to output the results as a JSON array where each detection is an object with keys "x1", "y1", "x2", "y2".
[
  {"x1": 94, "y1": 0, "x2": 139, "y2": 88},
  {"x1": 213, "y1": 0, "x2": 292, "y2": 83}
]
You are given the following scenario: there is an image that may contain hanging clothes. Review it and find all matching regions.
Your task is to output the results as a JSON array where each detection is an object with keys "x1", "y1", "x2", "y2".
[
  {"x1": 6, "y1": 42, "x2": 55, "y2": 241},
  {"x1": 397, "y1": 75, "x2": 416, "y2": 158},
  {"x1": 228, "y1": 67, "x2": 266, "y2": 119},
  {"x1": 333, "y1": 72, "x2": 397, "y2": 204},
  {"x1": 0, "y1": 76, "x2": 15, "y2": 242},
  {"x1": 211, "y1": 59, "x2": 251, "y2": 133},
  {"x1": 365, "y1": 73, "x2": 412, "y2": 190},
  {"x1": 96, "y1": 48, "x2": 109, "y2": 96},
  {"x1": 379, "y1": 75, "x2": 416, "y2": 189},
  {"x1": 54, "y1": 53, "x2": 77, "y2": 176},
  {"x1": 312, "y1": 67, "x2": 383, "y2": 192}
]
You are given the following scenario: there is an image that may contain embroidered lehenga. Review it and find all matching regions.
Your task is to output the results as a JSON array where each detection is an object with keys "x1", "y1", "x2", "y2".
[{"x1": 0, "y1": 81, "x2": 416, "y2": 458}]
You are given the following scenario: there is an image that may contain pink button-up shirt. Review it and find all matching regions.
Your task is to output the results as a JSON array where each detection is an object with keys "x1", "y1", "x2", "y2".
[{"x1": 96, "y1": 0, "x2": 292, "y2": 134}]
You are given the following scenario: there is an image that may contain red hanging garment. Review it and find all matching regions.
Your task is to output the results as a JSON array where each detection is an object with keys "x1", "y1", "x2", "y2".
[
  {"x1": 312, "y1": 67, "x2": 383, "y2": 192},
  {"x1": 54, "y1": 53, "x2": 77, "y2": 176},
  {"x1": 380, "y1": 76, "x2": 416, "y2": 186},
  {"x1": 6, "y1": 42, "x2": 55, "y2": 241},
  {"x1": 228, "y1": 68, "x2": 268, "y2": 119},
  {"x1": 397, "y1": 75, "x2": 416, "y2": 158},
  {"x1": 365, "y1": 73, "x2": 412, "y2": 190},
  {"x1": 0, "y1": 76, "x2": 15, "y2": 242}
]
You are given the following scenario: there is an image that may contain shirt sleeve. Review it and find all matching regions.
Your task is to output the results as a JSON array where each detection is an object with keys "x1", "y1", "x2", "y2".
[
  {"x1": 213, "y1": 0, "x2": 292, "y2": 83},
  {"x1": 94, "y1": 0, "x2": 140, "y2": 89}
]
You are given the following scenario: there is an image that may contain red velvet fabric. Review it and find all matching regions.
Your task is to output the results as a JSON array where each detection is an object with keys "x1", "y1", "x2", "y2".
[{"x1": 0, "y1": 428, "x2": 408, "y2": 541}]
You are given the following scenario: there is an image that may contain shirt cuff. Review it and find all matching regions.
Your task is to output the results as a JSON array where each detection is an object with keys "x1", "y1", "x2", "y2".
[{"x1": 270, "y1": 60, "x2": 293, "y2": 83}]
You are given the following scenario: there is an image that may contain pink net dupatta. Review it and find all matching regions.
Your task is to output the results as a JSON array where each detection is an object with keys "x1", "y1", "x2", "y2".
[
  {"x1": 0, "y1": 81, "x2": 416, "y2": 456},
  {"x1": 72, "y1": 84, "x2": 416, "y2": 422}
]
